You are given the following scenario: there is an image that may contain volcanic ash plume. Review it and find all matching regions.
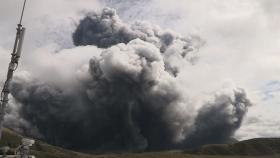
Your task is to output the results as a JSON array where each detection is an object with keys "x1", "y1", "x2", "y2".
[
  {"x1": 73, "y1": 7, "x2": 203, "y2": 76},
  {"x1": 184, "y1": 89, "x2": 251, "y2": 148},
  {"x1": 6, "y1": 8, "x2": 251, "y2": 151},
  {"x1": 10, "y1": 39, "x2": 194, "y2": 150}
]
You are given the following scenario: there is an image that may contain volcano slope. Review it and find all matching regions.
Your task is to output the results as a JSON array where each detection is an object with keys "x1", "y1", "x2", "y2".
[{"x1": 0, "y1": 128, "x2": 280, "y2": 158}]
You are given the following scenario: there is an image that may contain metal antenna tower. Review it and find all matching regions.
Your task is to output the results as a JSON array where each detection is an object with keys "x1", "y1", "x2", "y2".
[{"x1": 0, "y1": 0, "x2": 27, "y2": 140}]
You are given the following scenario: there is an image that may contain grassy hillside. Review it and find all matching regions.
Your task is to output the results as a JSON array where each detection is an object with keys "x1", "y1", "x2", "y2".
[
  {"x1": 186, "y1": 138, "x2": 280, "y2": 156},
  {"x1": 0, "y1": 128, "x2": 92, "y2": 158},
  {"x1": 0, "y1": 128, "x2": 280, "y2": 158}
]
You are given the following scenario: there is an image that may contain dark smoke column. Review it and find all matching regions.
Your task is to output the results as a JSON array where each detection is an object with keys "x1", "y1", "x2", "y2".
[
  {"x1": 10, "y1": 39, "x2": 194, "y2": 151},
  {"x1": 73, "y1": 8, "x2": 137, "y2": 48},
  {"x1": 183, "y1": 89, "x2": 252, "y2": 148}
]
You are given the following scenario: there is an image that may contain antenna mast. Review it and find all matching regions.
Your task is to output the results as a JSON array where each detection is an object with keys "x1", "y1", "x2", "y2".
[{"x1": 0, "y1": 0, "x2": 27, "y2": 140}]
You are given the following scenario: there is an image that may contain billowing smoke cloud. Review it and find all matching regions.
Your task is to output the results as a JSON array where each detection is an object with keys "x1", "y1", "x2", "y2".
[
  {"x1": 72, "y1": 7, "x2": 184, "y2": 49},
  {"x1": 73, "y1": 8, "x2": 203, "y2": 76},
  {"x1": 184, "y1": 89, "x2": 251, "y2": 148},
  {"x1": 6, "y1": 8, "x2": 251, "y2": 151},
  {"x1": 10, "y1": 39, "x2": 194, "y2": 150},
  {"x1": 73, "y1": 7, "x2": 135, "y2": 48}
]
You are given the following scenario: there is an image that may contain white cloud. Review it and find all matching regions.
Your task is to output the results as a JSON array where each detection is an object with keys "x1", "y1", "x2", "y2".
[
  {"x1": 236, "y1": 116, "x2": 280, "y2": 140},
  {"x1": 0, "y1": 47, "x2": 11, "y2": 82},
  {"x1": 0, "y1": 0, "x2": 102, "y2": 50}
]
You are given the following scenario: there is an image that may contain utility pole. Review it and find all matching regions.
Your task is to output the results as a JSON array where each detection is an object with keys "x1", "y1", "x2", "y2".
[
  {"x1": 0, "y1": 2, "x2": 35, "y2": 157},
  {"x1": 0, "y1": 0, "x2": 27, "y2": 140}
]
